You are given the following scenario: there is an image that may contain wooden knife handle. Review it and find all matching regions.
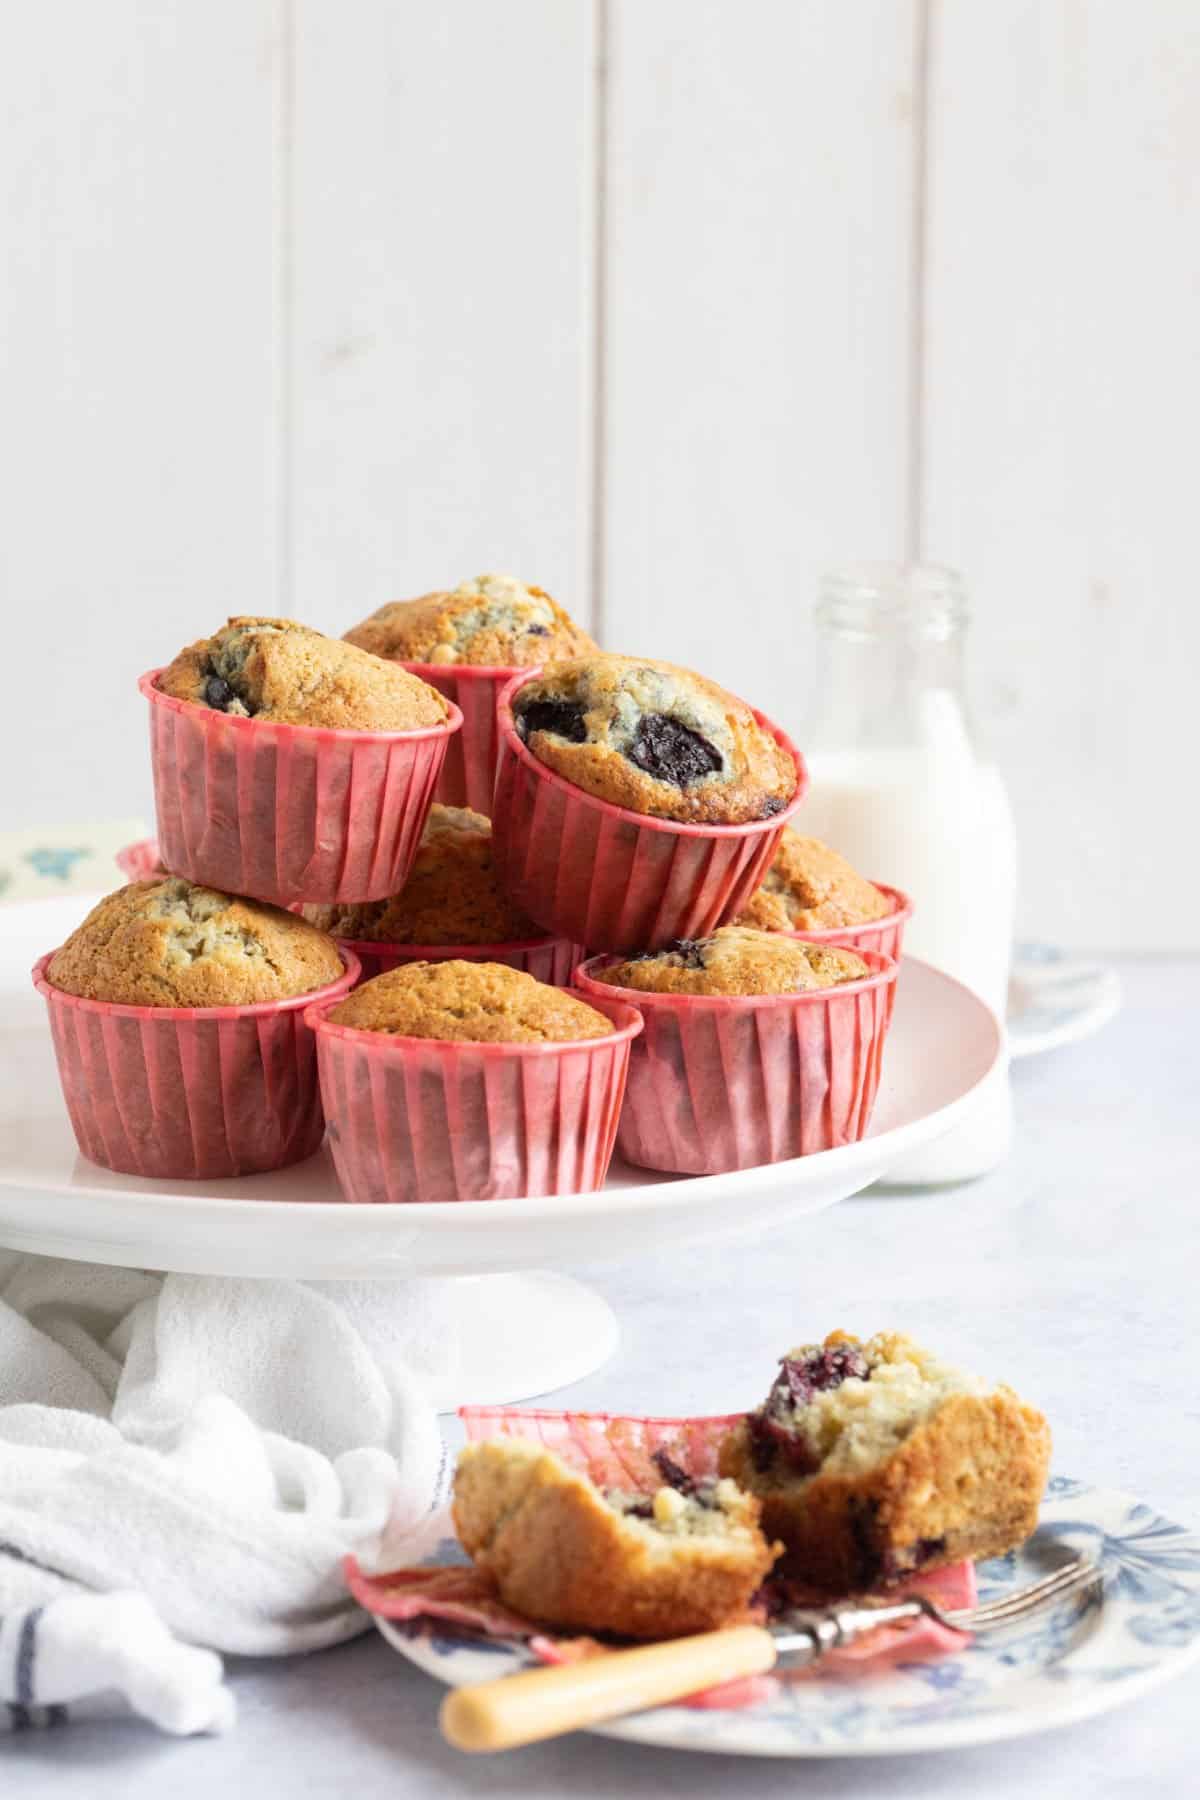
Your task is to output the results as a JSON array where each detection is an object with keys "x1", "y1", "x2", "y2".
[{"x1": 439, "y1": 1624, "x2": 778, "y2": 1753}]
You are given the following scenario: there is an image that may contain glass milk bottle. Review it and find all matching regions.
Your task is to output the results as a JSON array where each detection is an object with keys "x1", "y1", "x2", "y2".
[{"x1": 801, "y1": 564, "x2": 1016, "y2": 1182}]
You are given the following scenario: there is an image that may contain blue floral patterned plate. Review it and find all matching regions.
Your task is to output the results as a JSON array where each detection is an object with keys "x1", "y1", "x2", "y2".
[{"x1": 378, "y1": 1478, "x2": 1200, "y2": 1757}]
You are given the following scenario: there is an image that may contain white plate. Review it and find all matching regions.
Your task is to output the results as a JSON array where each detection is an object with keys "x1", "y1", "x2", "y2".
[
  {"x1": 380, "y1": 1477, "x2": 1200, "y2": 1759},
  {"x1": 1008, "y1": 943, "x2": 1122, "y2": 1060},
  {"x1": 0, "y1": 893, "x2": 1002, "y2": 1281}
]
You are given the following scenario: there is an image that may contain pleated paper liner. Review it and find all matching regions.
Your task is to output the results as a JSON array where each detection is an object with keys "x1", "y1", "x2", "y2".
[
  {"x1": 400, "y1": 662, "x2": 522, "y2": 815},
  {"x1": 330, "y1": 934, "x2": 586, "y2": 989},
  {"x1": 305, "y1": 991, "x2": 642, "y2": 1203},
  {"x1": 490, "y1": 672, "x2": 809, "y2": 953},
  {"x1": 32, "y1": 947, "x2": 359, "y2": 1181},
  {"x1": 115, "y1": 838, "x2": 166, "y2": 882},
  {"x1": 575, "y1": 948, "x2": 898, "y2": 1175},
  {"x1": 139, "y1": 669, "x2": 461, "y2": 908}
]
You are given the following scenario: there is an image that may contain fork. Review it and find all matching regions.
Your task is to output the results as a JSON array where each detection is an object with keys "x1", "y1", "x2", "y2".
[{"x1": 439, "y1": 1552, "x2": 1100, "y2": 1752}]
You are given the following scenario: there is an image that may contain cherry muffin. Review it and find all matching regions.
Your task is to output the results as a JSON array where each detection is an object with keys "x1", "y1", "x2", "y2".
[
  {"x1": 719, "y1": 1332, "x2": 1051, "y2": 1591},
  {"x1": 344, "y1": 575, "x2": 596, "y2": 812},
  {"x1": 302, "y1": 805, "x2": 581, "y2": 987},
  {"x1": 734, "y1": 830, "x2": 912, "y2": 963},
  {"x1": 34, "y1": 878, "x2": 356, "y2": 1179},
  {"x1": 454, "y1": 1439, "x2": 778, "y2": 1640},
  {"x1": 577, "y1": 928, "x2": 895, "y2": 1173},
  {"x1": 307, "y1": 961, "x2": 640, "y2": 1203},
  {"x1": 493, "y1": 659, "x2": 805, "y2": 951},
  {"x1": 142, "y1": 617, "x2": 459, "y2": 907}
]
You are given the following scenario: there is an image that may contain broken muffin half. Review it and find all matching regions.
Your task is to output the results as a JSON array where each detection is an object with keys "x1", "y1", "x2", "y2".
[
  {"x1": 453, "y1": 1438, "x2": 779, "y2": 1640},
  {"x1": 719, "y1": 1331, "x2": 1051, "y2": 1592}
]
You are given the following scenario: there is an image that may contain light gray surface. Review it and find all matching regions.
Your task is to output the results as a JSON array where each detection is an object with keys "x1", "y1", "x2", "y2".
[{"x1": 8, "y1": 958, "x2": 1199, "y2": 1795}]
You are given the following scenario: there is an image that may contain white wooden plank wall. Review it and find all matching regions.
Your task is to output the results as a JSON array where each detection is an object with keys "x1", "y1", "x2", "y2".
[
  {"x1": 923, "y1": 0, "x2": 1200, "y2": 950},
  {"x1": 1, "y1": 0, "x2": 1196, "y2": 949},
  {"x1": 0, "y1": 0, "x2": 281, "y2": 832}
]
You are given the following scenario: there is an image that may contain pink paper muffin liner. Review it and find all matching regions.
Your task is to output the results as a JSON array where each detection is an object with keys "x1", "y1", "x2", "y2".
[
  {"x1": 32, "y1": 948, "x2": 359, "y2": 1181},
  {"x1": 116, "y1": 839, "x2": 165, "y2": 882},
  {"x1": 330, "y1": 935, "x2": 586, "y2": 989},
  {"x1": 575, "y1": 948, "x2": 897, "y2": 1175},
  {"x1": 490, "y1": 673, "x2": 809, "y2": 953},
  {"x1": 305, "y1": 992, "x2": 643, "y2": 1204},
  {"x1": 401, "y1": 662, "x2": 521, "y2": 815},
  {"x1": 139, "y1": 669, "x2": 462, "y2": 908}
]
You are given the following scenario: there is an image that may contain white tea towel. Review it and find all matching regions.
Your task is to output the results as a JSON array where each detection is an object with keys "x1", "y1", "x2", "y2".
[{"x1": 0, "y1": 1253, "x2": 450, "y2": 1735}]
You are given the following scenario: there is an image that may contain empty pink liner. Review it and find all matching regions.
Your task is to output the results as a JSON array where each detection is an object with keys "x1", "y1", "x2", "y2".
[
  {"x1": 305, "y1": 992, "x2": 642, "y2": 1204},
  {"x1": 575, "y1": 949, "x2": 897, "y2": 1175},
  {"x1": 401, "y1": 662, "x2": 522, "y2": 815},
  {"x1": 116, "y1": 839, "x2": 166, "y2": 883},
  {"x1": 139, "y1": 670, "x2": 461, "y2": 908},
  {"x1": 330, "y1": 935, "x2": 586, "y2": 989},
  {"x1": 32, "y1": 948, "x2": 359, "y2": 1181},
  {"x1": 490, "y1": 674, "x2": 809, "y2": 953}
]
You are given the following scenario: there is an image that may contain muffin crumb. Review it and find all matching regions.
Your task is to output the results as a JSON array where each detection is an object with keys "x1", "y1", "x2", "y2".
[
  {"x1": 735, "y1": 831, "x2": 892, "y2": 932},
  {"x1": 592, "y1": 926, "x2": 869, "y2": 997},
  {"x1": 344, "y1": 575, "x2": 596, "y2": 668}
]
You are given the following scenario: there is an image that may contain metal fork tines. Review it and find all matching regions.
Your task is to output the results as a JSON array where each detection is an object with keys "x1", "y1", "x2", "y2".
[{"x1": 773, "y1": 1551, "x2": 1102, "y2": 1661}]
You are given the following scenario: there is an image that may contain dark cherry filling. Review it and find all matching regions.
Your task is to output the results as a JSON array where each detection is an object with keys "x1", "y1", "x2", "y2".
[
  {"x1": 515, "y1": 699, "x2": 588, "y2": 744},
  {"x1": 525, "y1": 624, "x2": 549, "y2": 637},
  {"x1": 203, "y1": 670, "x2": 255, "y2": 716},
  {"x1": 748, "y1": 1343, "x2": 871, "y2": 1472},
  {"x1": 617, "y1": 1448, "x2": 719, "y2": 1520},
  {"x1": 629, "y1": 713, "x2": 723, "y2": 787},
  {"x1": 761, "y1": 795, "x2": 786, "y2": 816},
  {"x1": 880, "y1": 1536, "x2": 946, "y2": 1583}
]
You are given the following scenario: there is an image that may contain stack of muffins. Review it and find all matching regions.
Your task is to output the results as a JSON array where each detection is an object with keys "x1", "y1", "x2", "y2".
[{"x1": 34, "y1": 578, "x2": 911, "y2": 1202}]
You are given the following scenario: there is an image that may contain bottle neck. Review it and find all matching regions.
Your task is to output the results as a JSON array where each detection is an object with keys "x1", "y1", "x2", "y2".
[{"x1": 808, "y1": 565, "x2": 973, "y2": 755}]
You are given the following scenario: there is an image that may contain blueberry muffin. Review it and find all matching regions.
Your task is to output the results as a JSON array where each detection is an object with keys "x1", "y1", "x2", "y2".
[
  {"x1": 735, "y1": 832, "x2": 893, "y2": 933},
  {"x1": 327, "y1": 960, "x2": 611, "y2": 1043},
  {"x1": 719, "y1": 1332, "x2": 1051, "y2": 1591},
  {"x1": 343, "y1": 574, "x2": 597, "y2": 669},
  {"x1": 303, "y1": 806, "x2": 539, "y2": 945},
  {"x1": 47, "y1": 878, "x2": 345, "y2": 1007},
  {"x1": 157, "y1": 616, "x2": 449, "y2": 731},
  {"x1": 510, "y1": 654, "x2": 797, "y2": 825},
  {"x1": 590, "y1": 925, "x2": 869, "y2": 997},
  {"x1": 454, "y1": 1439, "x2": 778, "y2": 1640}
]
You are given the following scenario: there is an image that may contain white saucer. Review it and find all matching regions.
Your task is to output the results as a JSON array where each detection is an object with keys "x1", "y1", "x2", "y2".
[
  {"x1": 1008, "y1": 943, "x2": 1122, "y2": 1060},
  {"x1": 0, "y1": 893, "x2": 1002, "y2": 1405},
  {"x1": 381, "y1": 1477, "x2": 1200, "y2": 1758}
]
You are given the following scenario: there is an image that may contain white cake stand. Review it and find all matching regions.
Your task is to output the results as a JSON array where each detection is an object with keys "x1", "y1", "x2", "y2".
[{"x1": 0, "y1": 893, "x2": 1001, "y2": 1406}]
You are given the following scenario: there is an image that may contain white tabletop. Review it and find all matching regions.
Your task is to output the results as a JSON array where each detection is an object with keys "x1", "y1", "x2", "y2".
[{"x1": 7, "y1": 957, "x2": 1199, "y2": 1797}]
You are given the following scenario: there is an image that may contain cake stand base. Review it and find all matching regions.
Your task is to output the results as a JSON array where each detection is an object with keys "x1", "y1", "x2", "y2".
[{"x1": 398, "y1": 1271, "x2": 619, "y2": 1411}]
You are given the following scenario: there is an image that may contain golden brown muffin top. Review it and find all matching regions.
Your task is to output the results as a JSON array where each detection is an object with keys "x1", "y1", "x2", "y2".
[
  {"x1": 590, "y1": 926, "x2": 869, "y2": 997},
  {"x1": 327, "y1": 960, "x2": 613, "y2": 1043},
  {"x1": 343, "y1": 574, "x2": 597, "y2": 668},
  {"x1": 47, "y1": 879, "x2": 346, "y2": 1008},
  {"x1": 735, "y1": 831, "x2": 892, "y2": 932},
  {"x1": 157, "y1": 616, "x2": 450, "y2": 731},
  {"x1": 510, "y1": 654, "x2": 797, "y2": 825},
  {"x1": 303, "y1": 806, "x2": 540, "y2": 945}
]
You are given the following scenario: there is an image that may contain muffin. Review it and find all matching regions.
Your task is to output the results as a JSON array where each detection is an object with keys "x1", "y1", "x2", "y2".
[
  {"x1": 453, "y1": 1439, "x2": 778, "y2": 1640},
  {"x1": 344, "y1": 573, "x2": 596, "y2": 669},
  {"x1": 49, "y1": 877, "x2": 344, "y2": 1006},
  {"x1": 509, "y1": 654, "x2": 796, "y2": 827},
  {"x1": 719, "y1": 1332, "x2": 1052, "y2": 1591},
  {"x1": 735, "y1": 832, "x2": 892, "y2": 933},
  {"x1": 34, "y1": 880, "x2": 356, "y2": 1180},
  {"x1": 142, "y1": 619, "x2": 460, "y2": 908},
  {"x1": 590, "y1": 926, "x2": 870, "y2": 997},
  {"x1": 343, "y1": 577, "x2": 596, "y2": 815},
  {"x1": 492, "y1": 663, "x2": 805, "y2": 952},
  {"x1": 302, "y1": 804, "x2": 533, "y2": 944},
  {"x1": 308, "y1": 963, "x2": 641, "y2": 1203},
  {"x1": 326, "y1": 960, "x2": 611, "y2": 1043},
  {"x1": 157, "y1": 615, "x2": 448, "y2": 730},
  {"x1": 575, "y1": 935, "x2": 896, "y2": 1173}
]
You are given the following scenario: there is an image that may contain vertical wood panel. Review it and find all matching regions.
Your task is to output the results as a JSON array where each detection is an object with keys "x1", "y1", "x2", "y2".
[
  {"x1": 601, "y1": 0, "x2": 918, "y2": 733},
  {"x1": 924, "y1": 0, "x2": 1200, "y2": 949},
  {"x1": 0, "y1": 2, "x2": 281, "y2": 830},
  {"x1": 289, "y1": 0, "x2": 598, "y2": 635}
]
